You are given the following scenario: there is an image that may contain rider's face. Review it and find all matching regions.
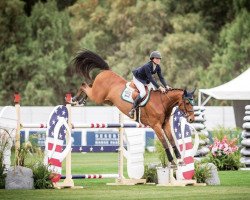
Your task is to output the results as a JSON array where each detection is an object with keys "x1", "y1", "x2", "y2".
[{"x1": 153, "y1": 58, "x2": 161, "y2": 65}]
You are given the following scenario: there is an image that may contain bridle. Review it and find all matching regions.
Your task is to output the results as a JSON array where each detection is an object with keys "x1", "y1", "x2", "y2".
[
  {"x1": 179, "y1": 95, "x2": 195, "y2": 118},
  {"x1": 159, "y1": 89, "x2": 195, "y2": 119}
]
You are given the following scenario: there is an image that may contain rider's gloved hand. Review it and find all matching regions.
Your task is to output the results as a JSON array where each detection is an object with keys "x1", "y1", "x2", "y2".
[
  {"x1": 159, "y1": 86, "x2": 166, "y2": 93},
  {"x1": 166, "y1": 85, "x2": 172, "y2": 90}
]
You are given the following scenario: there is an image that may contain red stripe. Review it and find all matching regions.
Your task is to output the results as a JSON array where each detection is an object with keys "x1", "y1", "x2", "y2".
[
  {"x1": 48, "y1": 158, "x2": 62, "y2": 167},
  {"x1": 91, "y1": 123, "x2": 94, "y2": 128},
  {"x1": 184, "y1": 156, "x2": 194, "y2": 165},
  {"x1": 51, "y1": 174, "x2": 61, "y2": 183},
  {"x1": 179, "y1": 142, "x2": 193, "y2": 151},
  {"x1": 183, "y1": 170, "x2": 194, "y2": 179},
  {"x1": 48, "y1": 143, "x2": 62, "y2": 152}
]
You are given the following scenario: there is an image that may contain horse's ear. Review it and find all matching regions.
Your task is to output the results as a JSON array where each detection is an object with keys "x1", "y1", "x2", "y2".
[
  {"x1": 191, "y1": 88, "x2": 196, "y2": 95},
  {"x1": 184, "y1": 89, "x2": 188, "y2": 96}
]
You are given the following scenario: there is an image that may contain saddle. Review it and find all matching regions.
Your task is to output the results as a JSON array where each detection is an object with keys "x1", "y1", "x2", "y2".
[
  {"x1": 121, "y1": 81, "x2": 152, "y2": 106},
  {"x1": 121, "y1": 81, "x2": 153, "y2": 122}
]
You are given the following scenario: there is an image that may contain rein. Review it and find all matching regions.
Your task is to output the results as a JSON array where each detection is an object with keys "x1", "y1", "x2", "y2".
[
  {"x1": 160, "y1": 89, "x2": 194, "y2": 118},
  {"x1": 181, "y1": 96, "x2": 195, "y2": 117}
]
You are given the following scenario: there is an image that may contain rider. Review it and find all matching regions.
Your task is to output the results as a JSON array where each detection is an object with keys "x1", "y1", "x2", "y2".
[{"x1": 129, "y1": 51, "x2": 171, "y2": 118}]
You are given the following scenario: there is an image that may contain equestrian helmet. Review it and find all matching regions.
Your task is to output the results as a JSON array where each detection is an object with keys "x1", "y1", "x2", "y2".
[{"x1": 150, "y1": 51, "x2": 162, "y2": 60}]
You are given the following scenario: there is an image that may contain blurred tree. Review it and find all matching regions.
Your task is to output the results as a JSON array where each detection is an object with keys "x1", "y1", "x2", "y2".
[
  {"x1": 200, "y1": 9, "x2": 250, "y2": 89},
  {"x1": 159, "y1": 13, "x2": 212, "y2": 89},
  {"x1": 0, "y1": 0, "x2": 72, "y2": 105},
  {"x1": 1, "y1": 0, "x2": 249, "y2": 106},
  {"x1": 21, "y1": 0, "x2": 72, "y2": 105},
  {"x1": 0, "y1": 0, "x2": 32, "y2": 105}
]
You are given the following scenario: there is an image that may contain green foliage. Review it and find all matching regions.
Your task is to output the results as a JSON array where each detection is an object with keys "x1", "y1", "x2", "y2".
[
  {"x1": 0, "y1": 131, "x2": 9, "y2": 189},
  {"x1": 0, "y1": 0, "x2": 72, "y2": 106},
  {"x1": 206, "y1": 133, "x2": 242, "y2": 171},
  {"x1": 206, "y1": 151, "x2": 241, "y2": 171},
  {"x1": 143, "y1": 165, "x2": 157, "y2": 183},
  {"x1": 15, "y1": 142, "x2": 31, "y2": 166},
  {"x1": 155, "y1": 140, "x2": 169, "y2": 168},
  {"x1": 200, "y1": 9, "x2": 250, "y2": 92},
  {"x1": 211, "y1": 126, "x2": 242, "y2": 145},
  {"x1": 193, "y1": 161, "x2": 211, "y2": 183},
  {"x1": 0, "y1": 152, "x2": 6, "y2": 189},
  {"x1": 31, "y1": 162, "x2": 54, "y2": 189}
]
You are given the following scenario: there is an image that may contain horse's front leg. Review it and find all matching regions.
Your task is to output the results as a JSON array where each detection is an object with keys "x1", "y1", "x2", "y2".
[
  {"x1": 163, "y1": 120, "x2": 183, "y2": 164},
  {"x1": 152, "y1": 125, "x2": 174, "y2": 165}
]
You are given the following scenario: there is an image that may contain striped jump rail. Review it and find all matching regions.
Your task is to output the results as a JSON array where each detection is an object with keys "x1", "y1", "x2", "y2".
[
  {"x1": 60, "y1": 174, "x2": 119, "y2": 179},
  {"x1": 20, "y1": 123, "x2": 47, "y2": 128},
  {"x1": 72, "y1": 123, "x2": 149, "y2": 129},
  {"x1": 20, "y1": 123, "x2": 149, "y2": 129}
]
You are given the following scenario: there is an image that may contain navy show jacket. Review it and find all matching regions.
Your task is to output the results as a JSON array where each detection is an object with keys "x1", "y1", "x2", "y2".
[{"x1": 132, "y1": 61, "x2": 167, "y2": 89}]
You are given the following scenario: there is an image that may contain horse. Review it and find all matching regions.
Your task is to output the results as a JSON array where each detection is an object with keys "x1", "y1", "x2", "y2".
[{"x1": 71, "y1": 50, "x2": 195, "y2": 165}]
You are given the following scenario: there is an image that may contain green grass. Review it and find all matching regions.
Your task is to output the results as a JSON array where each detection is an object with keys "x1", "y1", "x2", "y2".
[{"x1": 1, "y1": 152, "x2": 250, "y2": 200}]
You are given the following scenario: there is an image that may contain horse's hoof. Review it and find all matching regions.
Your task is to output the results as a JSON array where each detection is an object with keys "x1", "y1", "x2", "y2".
[
  {"x1": 78, "y1": 98, "x2": 86, "y2": 105},
  {"x1": 177, "y1": 160, "x2": 186, "y2": 166},
  {"x1": 72, "y1": 96, "x2": 78, "y2": 102},
  {"x1": 168, "y1": 161, "x2": 177, "y2": 168}
]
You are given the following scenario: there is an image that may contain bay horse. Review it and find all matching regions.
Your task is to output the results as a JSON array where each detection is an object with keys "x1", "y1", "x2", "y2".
[{"x1": 71, "y1": 50, "x2": 195, "y2": 165}]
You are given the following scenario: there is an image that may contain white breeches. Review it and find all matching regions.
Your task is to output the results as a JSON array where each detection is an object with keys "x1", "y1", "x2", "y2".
[{"x1": 133, "y1": 76, "x2": 146, "y2": 98}]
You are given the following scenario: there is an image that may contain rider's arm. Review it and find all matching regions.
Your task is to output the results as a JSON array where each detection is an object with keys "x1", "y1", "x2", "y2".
[
  {"x1": 156, "y1": 66, "x2": 168, "y2": 88},
  {"x1": 144, "y1": 66, "x2": 160, "y2": 89}
]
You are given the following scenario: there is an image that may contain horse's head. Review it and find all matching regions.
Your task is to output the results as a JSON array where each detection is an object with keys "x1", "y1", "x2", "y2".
[{"x1": 178, "y1": 89, "x2": 195, "y2": 123}]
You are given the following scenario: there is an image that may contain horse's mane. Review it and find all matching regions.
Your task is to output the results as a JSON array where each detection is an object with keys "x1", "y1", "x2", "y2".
[
  {"x1": 72, "y1": 49, "x2": 110, "y2": 80},
  {"x1": 168, "y1": 88, "x2": 183, "y2": 92},
  {"x1": 151, "y1": 88, "x2": 183, "y2": 95}
]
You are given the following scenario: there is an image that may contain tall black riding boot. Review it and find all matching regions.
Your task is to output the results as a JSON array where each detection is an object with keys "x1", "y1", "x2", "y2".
[{"x1": 128, "y1": 95, "x2": 142, "y2": 118}]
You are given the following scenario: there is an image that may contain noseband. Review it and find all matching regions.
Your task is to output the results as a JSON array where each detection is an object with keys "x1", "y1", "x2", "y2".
[{"x1": 180, "y1": 95, "x2": 195, "y2": 118}]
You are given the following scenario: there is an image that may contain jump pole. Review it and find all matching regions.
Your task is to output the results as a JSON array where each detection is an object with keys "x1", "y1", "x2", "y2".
[
  {"x1": 61, "y1": 94, "x2": 145, "y2": 187},
  {"x1": 14, "y1": 93, "x2": 21, "y2": 165},
  {"x1": 13, "y1": 93, "x2": 49, "y2": 165}
]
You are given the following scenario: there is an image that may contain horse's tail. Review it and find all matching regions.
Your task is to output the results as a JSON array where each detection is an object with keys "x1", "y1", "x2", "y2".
[{"x1": 72, "y1": 49, "x2": 110, "y2": 80}]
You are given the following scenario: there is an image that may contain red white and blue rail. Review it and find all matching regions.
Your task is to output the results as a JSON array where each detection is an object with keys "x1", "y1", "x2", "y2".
[
  {"x1": 60, "y1": 174, "x2": 119, "y2": 179},
  {"x1": 20, "y1": 123, "x2": 148, "y2": 129},
  {"x1": 71, "y1": 123, "x2": 148, "y2": 128}
]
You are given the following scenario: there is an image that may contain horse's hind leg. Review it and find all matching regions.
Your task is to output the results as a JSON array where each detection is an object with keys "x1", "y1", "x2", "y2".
[
  {"x1": 72, "y1": 83, "x2": 86, "y2": 102},
  {"x1": 78, "y1": 94, "x2": 88, "y2": 105},
  {"x1": 72, "y1": 82, "x2": 90, "y2": 105}
]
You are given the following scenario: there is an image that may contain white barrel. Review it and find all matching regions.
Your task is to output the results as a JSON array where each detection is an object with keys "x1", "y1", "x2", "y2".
[
  {"x1": 240, "y1": 147, "x2": 250, "y2": 156},
  {"x1": 244, "y1": 116, "x2": 250, "y2": 122},
  {"x1": 195, "y1": 146, "x2": 210, "y2": 156},
  {"x1": 242, "y1": 130, "x2": 250, "y2": 138},
  {"x1": 243, "y1": 122, "x2": 250, "y2": 130},
  {"x1": 240, "y1": 157, "x2": 250, "y2": 165},
  {"x1": 194, "y1": 115, "x2": 206, "y2": 122},
  {"x1": 192, "y1": 123, "x2": 205, "y2": 131},
  {"x1": 241, "y1": 138, "x2": 250, "y2": 146}
]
